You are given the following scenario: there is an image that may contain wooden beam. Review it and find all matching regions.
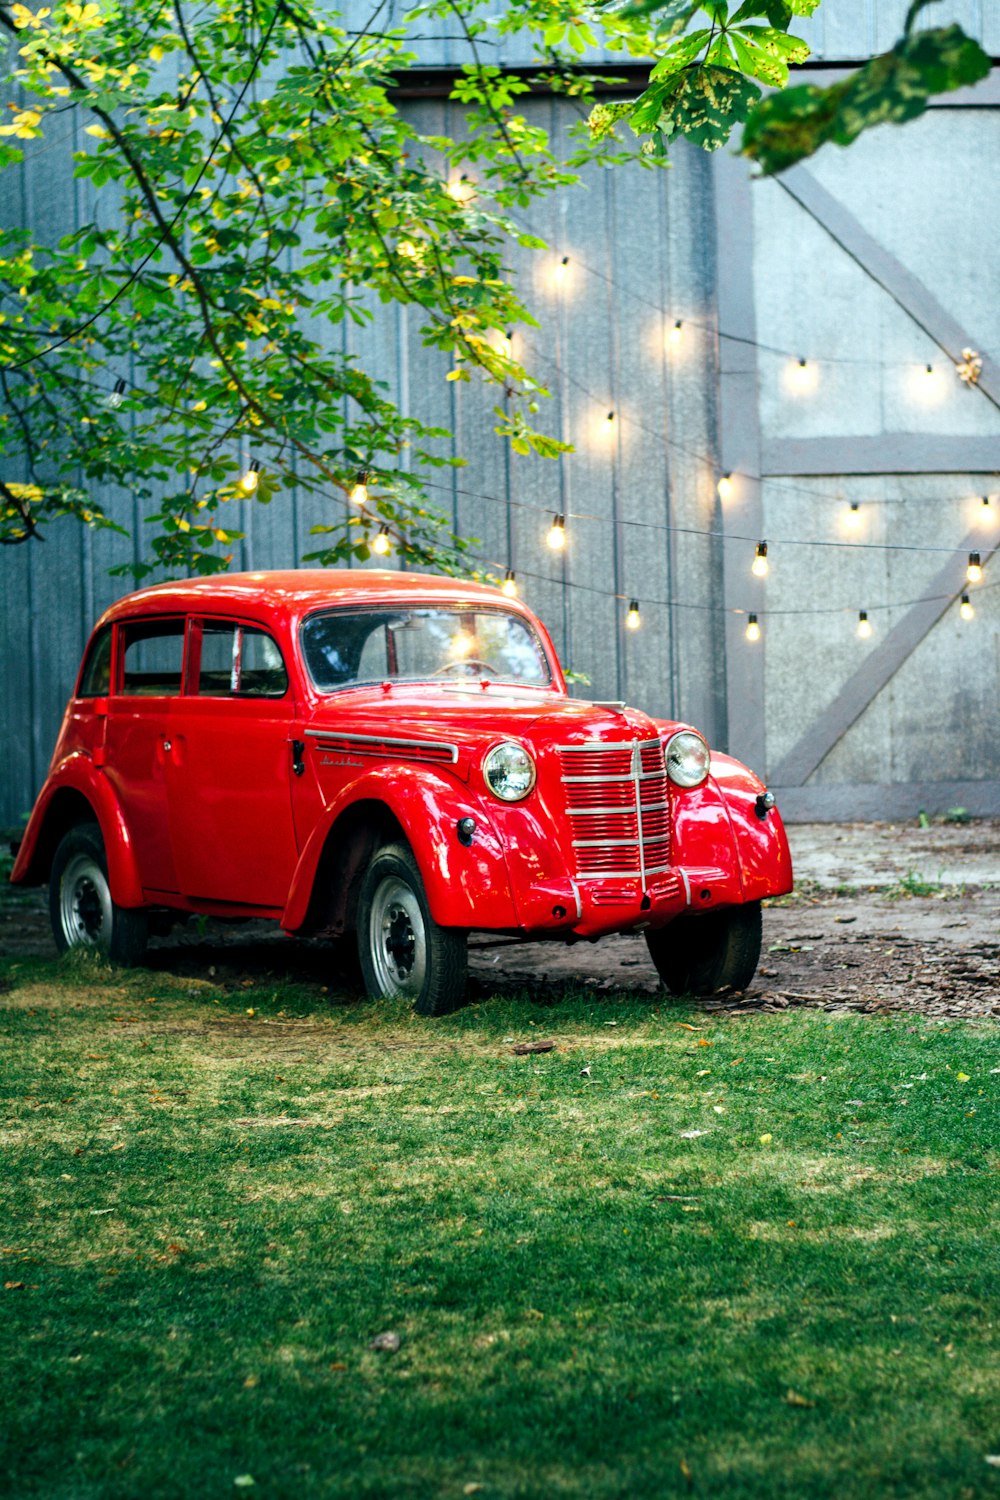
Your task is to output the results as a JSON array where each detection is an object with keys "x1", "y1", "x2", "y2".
[
  {"x1": 713, "y1": 149, "x2": 766, "y2": 771},
  {"x1": 769, "y1": 535, "x2": 997, "y2": 787},
  {"x1": 762, "y1": 434, "x2": 1000, "y2": 477},
  {"x1": 777, "y1": 166, "x2": 1000, "y2": 409}
]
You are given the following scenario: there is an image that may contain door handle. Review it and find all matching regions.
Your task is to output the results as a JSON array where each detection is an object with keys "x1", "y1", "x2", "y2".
[{"x1": 291, "y1": 740, "x2": 306, "y2": 777}]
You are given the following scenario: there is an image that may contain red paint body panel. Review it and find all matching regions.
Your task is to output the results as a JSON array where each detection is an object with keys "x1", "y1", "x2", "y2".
[{"x1": 12, "y1": 570, "x2": 793, "y2": 946}]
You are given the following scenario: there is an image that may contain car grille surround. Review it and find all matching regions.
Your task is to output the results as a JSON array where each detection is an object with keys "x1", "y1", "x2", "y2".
[{"x1": 557, "y1": 738, "x2": 670, "y2": 883}]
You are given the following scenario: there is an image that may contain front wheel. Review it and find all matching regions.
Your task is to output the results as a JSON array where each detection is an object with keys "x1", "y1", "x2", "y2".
[
  {"x1": 49, "y1": 822, "x2": 148, "y2": 966},
  {"x1": 356, "y1": 842, "x2": 467, "y2": 1015},
  {"x1": 645, "y1": 902, "x2": 762, "y2": 996}
]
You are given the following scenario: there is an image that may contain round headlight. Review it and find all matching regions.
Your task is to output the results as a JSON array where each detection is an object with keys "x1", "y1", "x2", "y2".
[
  {"x1": 665, "y1": 730, "x2": 710, "y2": 788},
  {"x1": 483, "y1": 741, "x2": 536, "y2": 802}
]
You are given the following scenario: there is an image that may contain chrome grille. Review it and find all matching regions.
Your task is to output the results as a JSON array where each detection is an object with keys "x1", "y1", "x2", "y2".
[{"x1": 558, "y1": 739, "x2": 670, "y2": 881}]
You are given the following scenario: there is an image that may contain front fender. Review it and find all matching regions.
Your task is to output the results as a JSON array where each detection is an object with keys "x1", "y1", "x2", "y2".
[
  {"x1": 708, "y1": 753, "x2": 793, "y2": 901},
  {"x1": 283, "y1": 765, "x2": 519, "y2": 933},
  {"x1": 10, "y1": 754, "x2": 145, "y2": 908}
]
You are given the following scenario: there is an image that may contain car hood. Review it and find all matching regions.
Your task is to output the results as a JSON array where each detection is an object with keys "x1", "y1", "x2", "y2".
[{"x1": 304, "y1": 684, "x2": 664, "y2": 749}]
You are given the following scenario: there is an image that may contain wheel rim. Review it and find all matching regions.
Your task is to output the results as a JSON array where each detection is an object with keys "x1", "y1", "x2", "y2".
[
  {"x1": 59, "y1": 853, "x2": 113, "y2": 949},
  {"x1": 368, "y1": 875, "x2": 427, "y2": 998}
]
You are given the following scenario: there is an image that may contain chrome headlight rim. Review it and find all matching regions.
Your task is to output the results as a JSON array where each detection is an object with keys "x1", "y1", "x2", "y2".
[
  {"x1": 664, "y1": 729, "x2": 711, "y2": 789},
  {"x1": 482, "y1": 739, "x2": 537, "y2": 802}
]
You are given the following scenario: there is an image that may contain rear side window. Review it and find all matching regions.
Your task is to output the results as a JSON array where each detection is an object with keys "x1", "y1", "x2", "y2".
[
  {"x1": 121, "y1": 619, "x2": 186, "y2": 696},
  {"x1": 197, "y1": 621, "x2": 288, "y2": 698},
  {"x1": 78, "y1": 626, "x2": 112, "y2": 697}
]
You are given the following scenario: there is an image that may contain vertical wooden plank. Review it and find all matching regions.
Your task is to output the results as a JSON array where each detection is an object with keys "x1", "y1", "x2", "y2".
[{"x1": 713, "y1": 148, "x2": 765, "y2": 771}]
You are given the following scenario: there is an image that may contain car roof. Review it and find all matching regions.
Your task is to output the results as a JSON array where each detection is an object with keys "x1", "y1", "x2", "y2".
[{"x1": 98, "y1": 569, "x2": 519, "y2": 626}]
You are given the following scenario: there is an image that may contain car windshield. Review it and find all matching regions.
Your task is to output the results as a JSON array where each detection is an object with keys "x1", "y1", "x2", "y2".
[{"x1": 300, "y1": 606, "x2": 553, "y2": 693}]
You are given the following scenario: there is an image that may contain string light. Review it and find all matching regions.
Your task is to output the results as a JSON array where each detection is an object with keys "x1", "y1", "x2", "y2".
[
  {"x1": 626, "y1": 599, "x2": 641, "y2": 631},
  {"x1": 856, "y1": 609, "x2": 872, "y2": 640},
  {"x1": 501, "y1": 569, "x2": 518, "y2": 597},
  {"x1": 751, "y1": 541, "x2": 769, "y2": 579},
  {"x1": 668, "y1": 319, "x2": 683, "y2": 347},
  {"x1": 349, "y1": 473, "x2": 369, "y2": 507},
  {"x1": 606, "y1": 410, "x2": 615, "y2": 424},
  {"x1": 546, "y1": 513, "x2": 566, "y2": 551},
  {"x1": 924, "y1": 362, "x2": 934, "y2": 377},
  {"x1": 446, "y1": 174, "x2": 475, "y2": 204},
  {"x1": 717, "y1": 473, "x2": 733, "y2": 500},
  {"x1": 980, "y1": 496, "x2": 993, "y2": 524},
  {"x1": 846, "y1": 501, "x2": 861, "y2": 525},
  {"x1": 106, "y1": 378, "x2": 126, "y2": 410},
  {"x1": 372, "y1": 525, "x2": 391, "y2": 557},
  {"x1": 745, "y1": 613, "x2": 761, "y2": 643},
  {"x1": 238, "y1": 458, "x2": 261, "y2": 495},
  {"x1": 960, "y1": 593, "x2": 975, "y2": 621},
  {"x1": 967, "y1": 551, "x2": 983, "y2": 583}
]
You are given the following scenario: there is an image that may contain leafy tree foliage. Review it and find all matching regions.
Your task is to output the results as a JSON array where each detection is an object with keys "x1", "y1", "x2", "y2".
[{"x1": 0, "y1": 0, "x2": 990, "y2": 576}]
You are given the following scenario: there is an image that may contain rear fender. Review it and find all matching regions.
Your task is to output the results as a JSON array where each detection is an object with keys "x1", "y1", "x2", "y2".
[
  {"x1": 10, "y1": 755, "x2": 145, "y2": 907},
  {"x1": 283, "y1": 765, "x2": 517, "y2": 933}
]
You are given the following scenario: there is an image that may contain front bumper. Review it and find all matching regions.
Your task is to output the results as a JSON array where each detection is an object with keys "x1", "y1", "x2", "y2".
[{"x1": 512, "y1": 863, "x2": 744, "y2": 939}]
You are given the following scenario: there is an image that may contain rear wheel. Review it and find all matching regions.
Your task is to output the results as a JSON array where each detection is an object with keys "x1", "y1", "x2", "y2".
[
  {"x1": 49, "y1": 823, "x2": 148, "y2": 966},
  {"x1": 356, "y1": 842, "x2": 467, "y2": 1015},
  {"x1": 645, "y1": 902, "x2": 762, "y2": 996}
]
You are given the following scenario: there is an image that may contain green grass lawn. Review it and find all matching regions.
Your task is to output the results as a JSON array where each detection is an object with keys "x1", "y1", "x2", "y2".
[{"x1": 1, "y1": 948, "x2": 998, "y2": 1499}]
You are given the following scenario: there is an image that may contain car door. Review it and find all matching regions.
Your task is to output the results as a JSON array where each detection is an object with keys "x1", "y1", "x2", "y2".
[
  {"x1": 165, "y1": 616, "x2": 299, "y2": 909},
  {"x1": 103, "y1": 616, "x2": 187, "y2": 895}
]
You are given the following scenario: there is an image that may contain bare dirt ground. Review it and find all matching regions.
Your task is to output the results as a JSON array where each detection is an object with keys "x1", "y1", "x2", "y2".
[{"x1": 3, "y1": 821, "x2": 998, "y2": 1021}]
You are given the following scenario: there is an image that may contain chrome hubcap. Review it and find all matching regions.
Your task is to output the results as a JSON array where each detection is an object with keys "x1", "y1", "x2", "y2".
[
  {"x1": 60, "y1": 853, "x2": 112, "y2": 949},
  {"x1": 369, "y1": 876, "x2": 427, "y2": 998}
]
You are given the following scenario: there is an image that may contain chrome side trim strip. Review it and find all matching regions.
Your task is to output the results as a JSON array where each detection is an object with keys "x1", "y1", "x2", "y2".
[
  {"x1": 678, "y1": 868, "x2": 692, "y2": 906},
  {"x1": 305, "y1": 729, "x2": 459, "y2": 763},
  {"x1": 575, "y1": 865, "x2": 672, "y2": 880},
  {"x1": 570, "y1": 880, "x2": 583, "y2": 921}
]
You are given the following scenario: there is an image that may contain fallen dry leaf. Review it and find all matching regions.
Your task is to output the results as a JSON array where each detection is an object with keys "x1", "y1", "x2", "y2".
[
  {"x1": 785, "y1": 1389, "x2": 816, "y2": 1408},
  {"x1": 4, "y1": 1281, "x2": 25, "y2": 1291},
  {"x1": 674, "y1": 1023, "x2": 703, "y2": 1032},
  {"x1": 512, "y1": 1039, "x2": 556, "y2": 1055}
]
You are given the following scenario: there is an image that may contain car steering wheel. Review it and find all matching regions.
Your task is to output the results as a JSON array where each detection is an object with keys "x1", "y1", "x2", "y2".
[{"x1": 432, "y1": 658, "x2": 500, "y2": 677}]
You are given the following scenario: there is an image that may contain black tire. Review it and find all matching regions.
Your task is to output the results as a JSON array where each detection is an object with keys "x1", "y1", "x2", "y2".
[
  {"x1": 645, "y1": 902, "x2": 762, "y2": 996},
  {"x1": 49, "y1": 822, "x2": 148, "y2": 967},
  {"x1": 356, "y1": 841, "x2": 467, "y2": 1016}
]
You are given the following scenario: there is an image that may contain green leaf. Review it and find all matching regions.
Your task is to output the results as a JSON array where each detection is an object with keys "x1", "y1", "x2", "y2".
[
  {"x1": 743, "y1": 22, "x2": 990, "y2": 174},
  {"x1": 657, "y1": 65, "x2": 762, "y2": 150},
  {"x1": 619, "y1": 0, "x2": 699, "y2": 38}
]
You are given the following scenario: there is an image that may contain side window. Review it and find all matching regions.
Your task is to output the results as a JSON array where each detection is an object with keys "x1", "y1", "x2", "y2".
[
  {"x1": 121, "y1": 619, "x2": 186, "y2": 696},
  {"x1": 197, "y1": 621, "x2": 288, "y2": 698},
  {"x1": 78, "y1": 626, "x2": 113, "y2": 698}
]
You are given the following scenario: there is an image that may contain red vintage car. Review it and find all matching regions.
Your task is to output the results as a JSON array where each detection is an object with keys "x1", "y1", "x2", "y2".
[{"x1": 11, "y1": 570, "x2": 792, "y2": 1012}]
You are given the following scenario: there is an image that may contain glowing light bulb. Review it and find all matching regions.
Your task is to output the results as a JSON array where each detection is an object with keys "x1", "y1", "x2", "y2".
[
  {"x1": 745, "y1": 613, "x2": 761, "y2": 643},
  {"x1": 856, "y1": 610, "x2": 872, "y2": 640},
  {"x1": 668, "y1": 319, "x2": 683, "y2": 348},
  {"x1": 967, "y1": 551, "x2": 983, "y2": 583},
  {"x1": 606, "y1": 410, "x2": 615, "y2": 424},
  {"x1": 751, "y1": 541, "x2": 769, "y2": 578},
  {"x1": 924, "y1": 362, "x2": 934, "y2": 376},
  {"x1": 980, "y1": 495, "x2": 993, "y2": 525},
  {"x1": 717, "y1": 472, "x2": 733, "y2": 501},
  {"x1": 960, "y1": 593, "x2": 974, "y2": 621},
  {"x1": 372, "y1": 525, "x2": 391, "y2": 557},
  {"x1": 106, "y1": 378, "x2": 127, "y2": 410},
  {"x1": 501, "y1": 569, "x2": 517, "y2": 598},
  {"x1": 787, "y1": 356, "x2": 818, "y2": 396},
  {"x1": 625, "y1": 599, "x2": 641, "y2": 631},
  {"x1": 447, "y1": 174, "x2": 475, "y2": 204},
  {"x1": 238, "y1": 458, "x2": 261, "y2": 495},
  {"x1": 845, "y1": 501, "x2": 862, "y2": 529},
  {"x1": 547, "y1": 513, "x2": 566, "y2": 551},
  {"x1": 349, "y1": 473, "x2": 369, "y2": 507}
]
